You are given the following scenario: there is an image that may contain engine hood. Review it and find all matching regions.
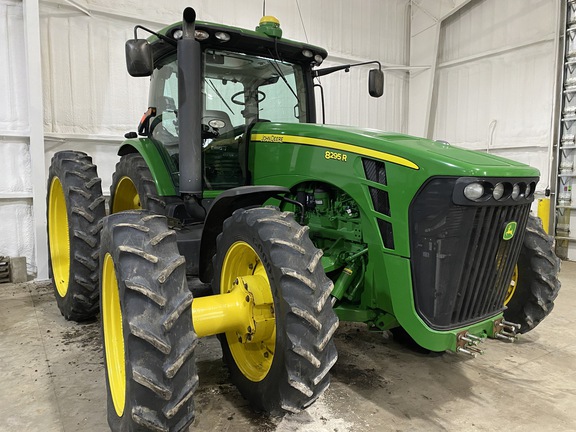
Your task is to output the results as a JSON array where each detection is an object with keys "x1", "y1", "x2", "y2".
[{"x1": 250, "y1": 123, "x2": 540, "y2": 178}]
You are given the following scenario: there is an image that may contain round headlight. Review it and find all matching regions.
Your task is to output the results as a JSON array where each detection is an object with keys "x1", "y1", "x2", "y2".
[
  {"x1": 464, "y1": 182, "x2": 485, "y2": 201},
  {"x1": 493, "y1": 183, "x2": 505, "y2": 200},
  {"x1": 172, "y1": 29, "x2": 183, "y2": 40},
  {"x1": 511, "y1": 183, "x2": 521, "y2": 200}
]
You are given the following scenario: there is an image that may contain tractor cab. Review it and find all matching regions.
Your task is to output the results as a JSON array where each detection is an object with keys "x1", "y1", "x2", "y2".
[{"x1": 125, "y1": 10, "x2": 382, "y2": 206}]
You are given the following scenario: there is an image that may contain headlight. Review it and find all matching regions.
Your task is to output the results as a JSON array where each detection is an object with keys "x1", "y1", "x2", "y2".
[
  {"x1": 493, "y1": 183, "x2": 505, "y2": 200},
  {"x1": 511, "y1": 183, "x2": 521, "y2": 200},
  {"x1": 464, "y1": 182, "x2": 485, "y2": 201},
  {"x1": 525, "y1": 182, "x2": 533, "y2": 197}
]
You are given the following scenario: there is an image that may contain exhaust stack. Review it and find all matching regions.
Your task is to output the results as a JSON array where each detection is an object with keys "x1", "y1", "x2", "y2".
[{"x1": 177, "y1": 7, "x2": 202, "y2": 195}]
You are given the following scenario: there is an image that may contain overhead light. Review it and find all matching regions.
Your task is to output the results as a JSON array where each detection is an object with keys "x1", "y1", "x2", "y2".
[
  {"x1": 302, "y1": 49, "x2": 313, "y2": 58},
  {"x1": 215, "y1": 32, "x2": 230, "y2": 42},
  {"x1": 195, "y1": 30, "x2": 209, "y2": 40},
  {"x1": 314, "y1": 54, "x2": 324, "y2": 65}
]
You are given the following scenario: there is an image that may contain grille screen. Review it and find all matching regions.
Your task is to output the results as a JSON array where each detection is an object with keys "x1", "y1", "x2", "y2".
[{"x1": 410, "y1": 178, "x2": 530, "y2": 329}]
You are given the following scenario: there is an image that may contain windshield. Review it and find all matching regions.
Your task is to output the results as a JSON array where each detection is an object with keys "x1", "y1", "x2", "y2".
[{"x1": 203, "y1": 49, "x2": 308, "y2": 125}]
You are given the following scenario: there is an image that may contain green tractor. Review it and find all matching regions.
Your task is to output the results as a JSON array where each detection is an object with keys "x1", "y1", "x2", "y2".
[{"x1": 46, "y1": 7, "x2": 561, "y2": 432}]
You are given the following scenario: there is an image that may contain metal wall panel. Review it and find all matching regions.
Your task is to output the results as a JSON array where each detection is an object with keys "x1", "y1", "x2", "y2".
[{"x1": 432, "y1": 0, "x2": 556, "y2": 186}]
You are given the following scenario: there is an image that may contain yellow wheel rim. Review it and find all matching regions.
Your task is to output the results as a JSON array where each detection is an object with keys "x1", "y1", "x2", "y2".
[
  {"x1": 102, "y1": 253, "x2": 126, "y2": 417},
  {"x1": 48, "y1": 177, "x2": 70, "y2": 297},
  {"x1": 504, "y1": 265, "x2": 519, "y2": 306},
  {"x1": 112, "y1": 176, "x2": 141, "y2": 213},
  {"x1": 221, "y1": 241, "x2": 275, "y2": 382}
]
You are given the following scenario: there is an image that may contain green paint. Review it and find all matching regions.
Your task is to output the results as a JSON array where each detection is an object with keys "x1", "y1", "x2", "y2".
[{"x1": 503, "y1": 221, "x2": 517, "y2": 240}]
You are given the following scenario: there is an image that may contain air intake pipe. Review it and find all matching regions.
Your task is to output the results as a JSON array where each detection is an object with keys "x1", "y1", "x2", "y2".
[{"x1": 177, "y1": 7, "x2": 202, "y2": 195}]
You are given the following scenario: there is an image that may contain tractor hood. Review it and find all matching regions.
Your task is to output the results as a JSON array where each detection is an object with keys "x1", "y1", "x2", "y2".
[{"x1": 250, "y1": 123, "x2": 540, "y2": 178}]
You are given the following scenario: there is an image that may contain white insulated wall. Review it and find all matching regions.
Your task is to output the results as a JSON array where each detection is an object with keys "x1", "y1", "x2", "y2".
[{"x1": 0, "y1": 0, "x2": 35, "y2": 275}]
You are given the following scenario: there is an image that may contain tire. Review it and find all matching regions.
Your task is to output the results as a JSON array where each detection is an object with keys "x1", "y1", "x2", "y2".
[
  {"x1": 100, "y1": 211, "x2": 197, "y2": 432},
  {"x1": 212, "y1": 207, "x2": 339, "y2": 415},
  {"x1": 47, "y1": 151, "x2": 105, "y2": 321},
  {"x1": 503, "y1": 215, "x2": 561, "y2": 334},
  {"x1": 110, "y1": 153, "x2": 166, "y2": 214}
]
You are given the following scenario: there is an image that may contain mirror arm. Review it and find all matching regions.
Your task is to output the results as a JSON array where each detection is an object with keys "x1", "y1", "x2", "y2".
[
  {"x1": 133, "y1": 25, "x2": 177, "y2": 47},
  {"x1": 314, "y1": 60, "x2": 381, "y2": 78}
]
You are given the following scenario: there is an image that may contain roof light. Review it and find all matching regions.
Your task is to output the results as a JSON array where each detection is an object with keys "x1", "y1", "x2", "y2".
[
  {"x1": 195, "y1": 30, "x2": 209, "y2": 41},
  {"x1": 172, "y1": 29, "x2": 183, "y2": 40},
  {"x1": 302, "y1": 49, "x2": 313, "y2": 58},
  {"x1": 215, "y1": 31, "x2": 230, "y2": 42},
  {"x1": 314, "y1": 54, "x2": 324, "y2": 65}
]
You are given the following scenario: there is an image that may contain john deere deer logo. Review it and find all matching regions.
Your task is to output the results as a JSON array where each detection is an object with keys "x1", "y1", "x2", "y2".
[{"x1": 503, "y1": 221, "x2": 517, "y2": 241}]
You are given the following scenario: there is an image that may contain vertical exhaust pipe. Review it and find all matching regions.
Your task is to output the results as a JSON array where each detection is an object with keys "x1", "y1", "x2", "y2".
[{"x1": 178, "y1": 7, "x2": 202, "y2": 195}]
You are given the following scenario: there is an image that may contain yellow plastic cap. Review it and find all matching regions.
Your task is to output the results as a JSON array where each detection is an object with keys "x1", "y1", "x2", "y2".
[{"x1": 260, "y1": 15, "x2": 280, "y2": 26}]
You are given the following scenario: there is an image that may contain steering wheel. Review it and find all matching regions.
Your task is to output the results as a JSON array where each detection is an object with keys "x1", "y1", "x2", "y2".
[{"x1": 231, "y1": 90, "x2": 266, "y2": 105}]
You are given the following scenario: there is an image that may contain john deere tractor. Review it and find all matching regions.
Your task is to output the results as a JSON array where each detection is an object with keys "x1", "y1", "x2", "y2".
[{"x1": 46, "y1": 7, "x2": 561, "y2": 432}]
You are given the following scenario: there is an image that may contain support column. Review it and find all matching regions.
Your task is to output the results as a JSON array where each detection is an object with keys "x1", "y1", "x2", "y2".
[{"x1": 23, "y1": 0, "x2": 48, "y2": 279}]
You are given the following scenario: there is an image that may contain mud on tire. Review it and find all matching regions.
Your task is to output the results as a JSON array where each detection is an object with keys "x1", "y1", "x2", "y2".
[
  {"x1": 100, "y1": 211, "x2": 197, "y2": 431},
  {"x1": 504, "y1": 215, "x2": 561, "y2": 333},
  {"x1": 47, "y1": 150, "x2": 105, "y2": 321},
  {"x1": 212, "y1": 207, "x2": 339, "y2": 415}
]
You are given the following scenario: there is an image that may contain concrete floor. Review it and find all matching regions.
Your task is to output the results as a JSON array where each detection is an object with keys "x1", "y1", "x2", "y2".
[{"x1": 1, "y1": 263, "x2": 575, "y2": 432}]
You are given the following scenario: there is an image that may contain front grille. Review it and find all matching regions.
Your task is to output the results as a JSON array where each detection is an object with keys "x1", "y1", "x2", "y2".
[{"x1": 410, "y1": 178, "x2": 530, "y2": 329}]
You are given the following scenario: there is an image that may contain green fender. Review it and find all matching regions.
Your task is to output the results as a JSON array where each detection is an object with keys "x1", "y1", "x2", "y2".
[{"x1": 118, "y1": 138, "x2": 178, "y2": 196}]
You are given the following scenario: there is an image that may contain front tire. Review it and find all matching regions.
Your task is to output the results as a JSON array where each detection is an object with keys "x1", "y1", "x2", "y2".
[
  {"x1": 212, "y1": 207, "x2": 339, "y2": 415},
  {"x1": 47, "y1": 151, "x2": 105, "y2": 321},
  {"x1": 504, "y1": 215, "x2": 561, "y2": 333},
  {"x1": 100, "y1": 211, "x2": 197, "y2": 431}
]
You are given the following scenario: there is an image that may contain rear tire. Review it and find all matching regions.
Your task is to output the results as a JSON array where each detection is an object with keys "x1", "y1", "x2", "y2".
[
  {"x1": 504, "y1": 215, "x2": 561, "y2": 333},
  {"x1": 100, "y1": 211, "x2": 197, "y2": 431},
  {"x1": 47, "y1": 151, "x2": 105, "y2": 321},
  {"x1": 110, "y1": 153, "x2": 166, "y2": 214},
  {"x1": 212, "y1": 207, "x2": 339, "y2": 415}
]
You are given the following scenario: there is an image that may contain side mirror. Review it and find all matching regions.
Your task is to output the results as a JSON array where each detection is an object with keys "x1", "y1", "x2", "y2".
[
  {"x1": 125, "y1": 39, "x2": 153, "y2": 77},
  {"x1": 368, "y1": 69, "x2": 384, "y2": 98}
]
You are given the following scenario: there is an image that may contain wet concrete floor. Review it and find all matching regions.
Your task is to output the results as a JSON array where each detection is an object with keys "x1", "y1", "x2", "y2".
[{"x1": 1, "y1": 262, "x2": 575, "y2": 431}]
